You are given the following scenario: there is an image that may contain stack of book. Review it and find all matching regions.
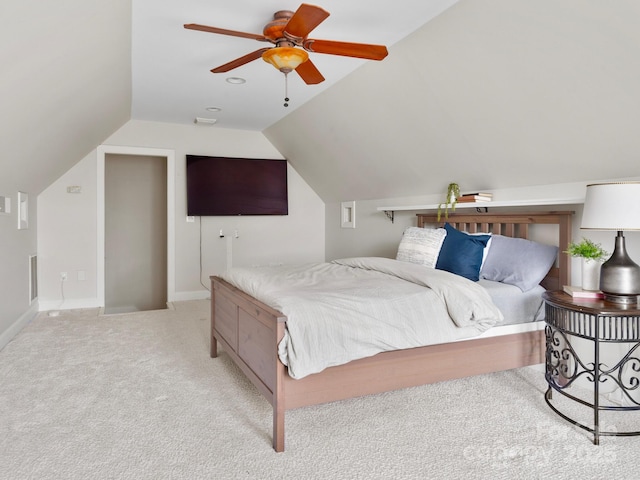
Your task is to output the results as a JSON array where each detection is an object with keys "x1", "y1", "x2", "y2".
[
  {"x1": 456, "y1": 192, "x2": 493, "y2": 203},
  {"x1": 562, "y1": 285, "x2": 604, "y2": 299}
]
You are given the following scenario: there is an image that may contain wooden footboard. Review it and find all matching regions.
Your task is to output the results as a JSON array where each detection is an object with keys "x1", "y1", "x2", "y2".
[
  {"x1": 210, "y1": 211, "x2": 573, "y2": 452},
  {"x1": 210, "y1": 277, "x2": 288, "y2": 451}
]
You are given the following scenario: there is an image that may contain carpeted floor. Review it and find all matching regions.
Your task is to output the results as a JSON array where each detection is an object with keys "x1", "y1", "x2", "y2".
[{"x1": 1, "y1": 300, "x2": 640, "y2": 479}]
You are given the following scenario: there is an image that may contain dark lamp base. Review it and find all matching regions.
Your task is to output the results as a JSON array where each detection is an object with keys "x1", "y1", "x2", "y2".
[{"x1": 599, "y1": 231, "x2": 640, "y2": 304}]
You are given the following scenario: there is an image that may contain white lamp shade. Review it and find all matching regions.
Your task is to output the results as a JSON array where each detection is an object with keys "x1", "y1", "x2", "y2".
[{"x1": 581, "y1": 182, "x2": 640, "y2": 231}]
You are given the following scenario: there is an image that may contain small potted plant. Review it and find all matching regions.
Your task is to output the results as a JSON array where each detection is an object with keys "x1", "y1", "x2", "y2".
[
  {"x1": 437, "y1": 182, "x2": 460, "y2": 221},
  {"x1": 564, "y1": 238, "x2": 609, "y2": 291}
]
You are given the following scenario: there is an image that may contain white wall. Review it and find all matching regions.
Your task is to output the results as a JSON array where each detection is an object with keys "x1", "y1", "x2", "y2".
[
  {"x1": 37, "y1": 120, "x2": 325, "y2": 310},
  {"x1": 0, "y1": 189, "x2": 38, "y2": 349},
  {"x1": 0, "y1": 0, "x2": 131, "y2": 349},
  {"x1": 38, "y1": 155, "x2": 98, "y2": 309}
]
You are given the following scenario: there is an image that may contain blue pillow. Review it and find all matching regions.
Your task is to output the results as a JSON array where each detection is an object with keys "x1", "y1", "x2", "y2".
[{"x1": 435, "y1": 223, "x2": 491, "y2": 281}]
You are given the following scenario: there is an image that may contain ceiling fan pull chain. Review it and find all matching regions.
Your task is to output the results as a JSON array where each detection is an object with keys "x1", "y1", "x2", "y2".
[{"x1": 284, "y1": 72, "x2": 290, "y2": 107}]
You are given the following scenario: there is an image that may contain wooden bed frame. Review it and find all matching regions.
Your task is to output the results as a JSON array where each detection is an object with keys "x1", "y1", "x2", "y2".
[{"x1": 210, "y1": 211, "x2": 573, "y2": 452}]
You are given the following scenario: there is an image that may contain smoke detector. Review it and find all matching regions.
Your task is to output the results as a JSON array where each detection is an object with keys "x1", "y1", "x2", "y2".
[{"x1": 194, "y1": 117, "x2": 217, "y2": 125}]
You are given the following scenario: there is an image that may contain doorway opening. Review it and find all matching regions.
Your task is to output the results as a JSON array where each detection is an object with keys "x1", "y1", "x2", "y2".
[{"x1": 97, "y1": 146, "x2": 175, "y2": 313}]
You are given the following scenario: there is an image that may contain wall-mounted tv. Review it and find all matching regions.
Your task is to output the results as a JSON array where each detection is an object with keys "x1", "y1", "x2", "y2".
[{"x1": 186, "y1": 155, "x2": 288, "y2": 216}]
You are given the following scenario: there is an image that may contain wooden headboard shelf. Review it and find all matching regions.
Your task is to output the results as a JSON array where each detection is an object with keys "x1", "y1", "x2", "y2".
[{"x1": 417, "y1": 211, "x2": 574, "y2": 291}]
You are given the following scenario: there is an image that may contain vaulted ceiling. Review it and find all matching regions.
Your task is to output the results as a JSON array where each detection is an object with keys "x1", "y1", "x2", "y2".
[
  {"x1": 5, "y1": 0, "x2": 640, "y2": 204},
  {"x1": 132, "y1": 0, "x2": 458, "y2": 130},
  {"x1": 265, "y1": 0, "x2": 640, "y2": 202},
  {"x1": 2, "y1": 0, "x2": 131, "y2": 195}
]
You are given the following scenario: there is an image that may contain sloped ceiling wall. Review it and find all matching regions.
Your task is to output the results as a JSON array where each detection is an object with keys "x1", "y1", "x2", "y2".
[
  {"x1": 264, "y1": 0, "x2": 640, "y2": 203},
  {"x1": 1, "y1": 0, "x2": 132, "y2": 195}
]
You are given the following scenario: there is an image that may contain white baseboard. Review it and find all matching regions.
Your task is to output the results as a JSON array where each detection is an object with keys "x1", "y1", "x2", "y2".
[
  {"x1": 38, "y1": 298, "x2": 101, "y2": 312},
  {"x1": 0, "y1": 303, "x2": 39, "y2": 351},
  {"x1": 172, "y1": 290, "x2": 211, "y2": 302}
]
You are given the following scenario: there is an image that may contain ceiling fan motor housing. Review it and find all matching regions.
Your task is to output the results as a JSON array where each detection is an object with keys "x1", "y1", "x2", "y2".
[{"x1": 263, "y1": 10, "x2": 298, "y2": 44}]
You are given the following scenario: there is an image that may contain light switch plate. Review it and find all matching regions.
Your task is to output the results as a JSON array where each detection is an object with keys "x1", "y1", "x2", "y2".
[{"x1": 341, "y1": 201, "x2": 356, "y2": 228}]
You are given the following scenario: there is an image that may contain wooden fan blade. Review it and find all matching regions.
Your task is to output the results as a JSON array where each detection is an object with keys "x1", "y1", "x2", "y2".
[
  {"x1": 211, "y1": 48, "x2": 270, "y2": 73},
  {"x1": 295, "y1": 59, "x2": 325, "y2": 85},
  {"x1": 304, "y1": 39, "x2": 388, "y2": 60},
  {"x1": 184, "y1": 23, "x2": 269, "y2": 42},
  {"x1": 284, "y1": 4, "x2": 330, "y2": 40}
]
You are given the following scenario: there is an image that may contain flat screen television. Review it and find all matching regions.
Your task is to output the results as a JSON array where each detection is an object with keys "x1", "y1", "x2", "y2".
[{"x1": 186, "y1": 155, "x2": 288, "y2": 216}]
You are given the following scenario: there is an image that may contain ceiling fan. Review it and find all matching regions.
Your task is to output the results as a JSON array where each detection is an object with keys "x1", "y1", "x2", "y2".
[{"x1": 184, "y1": 3, "x2": 389, "y2": 86}]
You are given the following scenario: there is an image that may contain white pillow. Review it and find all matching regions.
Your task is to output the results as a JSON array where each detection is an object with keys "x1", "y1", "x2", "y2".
[{"x1": 396, "y1": 227, "x2": 447, "y2": 268}]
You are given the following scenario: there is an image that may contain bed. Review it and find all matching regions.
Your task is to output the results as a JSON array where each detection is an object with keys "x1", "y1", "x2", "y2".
[{"x1": 210, "y1": 211, "x2": 573, "y2": 452}]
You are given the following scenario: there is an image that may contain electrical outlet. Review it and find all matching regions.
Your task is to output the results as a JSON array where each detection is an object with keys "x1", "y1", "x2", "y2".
[{"x1": 60, "y1": 272, "x2": 67, "y2": 281}]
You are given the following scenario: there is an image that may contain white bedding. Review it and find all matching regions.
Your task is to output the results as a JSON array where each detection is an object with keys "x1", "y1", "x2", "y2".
[{"x1": 221, "y1": 257, "x2": 503, "y2": 379}]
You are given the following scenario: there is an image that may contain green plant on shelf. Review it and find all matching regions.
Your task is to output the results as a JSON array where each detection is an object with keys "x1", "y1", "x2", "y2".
[{"x1": 437, "y1": 182, "x2": 460, "y2": 221}]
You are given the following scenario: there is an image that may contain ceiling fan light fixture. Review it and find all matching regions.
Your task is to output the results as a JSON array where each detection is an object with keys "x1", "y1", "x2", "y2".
[{"x1": 262, "y1": 47, "x2": 309, "y2": 74}]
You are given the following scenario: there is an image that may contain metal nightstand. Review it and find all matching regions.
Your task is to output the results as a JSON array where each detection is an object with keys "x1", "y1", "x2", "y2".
[{"x1": 543, "y1": 290, "x2": 640, "y2": 444}]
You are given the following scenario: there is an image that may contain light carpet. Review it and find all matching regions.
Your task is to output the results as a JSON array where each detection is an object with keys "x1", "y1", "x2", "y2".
[{"x1": 1, "y1": 300, "x2": 639, "y2": 480}]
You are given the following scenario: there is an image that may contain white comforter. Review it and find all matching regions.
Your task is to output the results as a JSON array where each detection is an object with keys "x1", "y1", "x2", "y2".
[{"x1": 221, "y1": 257, "x2": 503, "y2": 379}]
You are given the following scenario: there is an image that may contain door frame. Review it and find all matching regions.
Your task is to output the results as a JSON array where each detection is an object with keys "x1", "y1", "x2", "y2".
[{"x1": 97, "y1": 145, "x2": 175, "y2": 307}]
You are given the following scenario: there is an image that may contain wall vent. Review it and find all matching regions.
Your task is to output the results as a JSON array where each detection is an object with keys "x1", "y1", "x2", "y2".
[
  {"x1": 194, "y1": 117, "x2": 217, "y2": 125},
  {"x1": 29, "y1": 254, "x2": 37, "y2": 303}
]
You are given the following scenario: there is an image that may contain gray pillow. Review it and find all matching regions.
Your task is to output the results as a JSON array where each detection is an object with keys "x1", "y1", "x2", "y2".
[
  {"x1": 396, "y1": 227, "x2": 446, "y2": 268},
  {"x1": 479, "y1": 235, "x2": 558, "y2": 292}
]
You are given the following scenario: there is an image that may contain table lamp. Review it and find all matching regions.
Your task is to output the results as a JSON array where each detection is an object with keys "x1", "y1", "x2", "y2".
[{"x1": 581, "y1": 182, "x2": 640, "y2": 304}]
